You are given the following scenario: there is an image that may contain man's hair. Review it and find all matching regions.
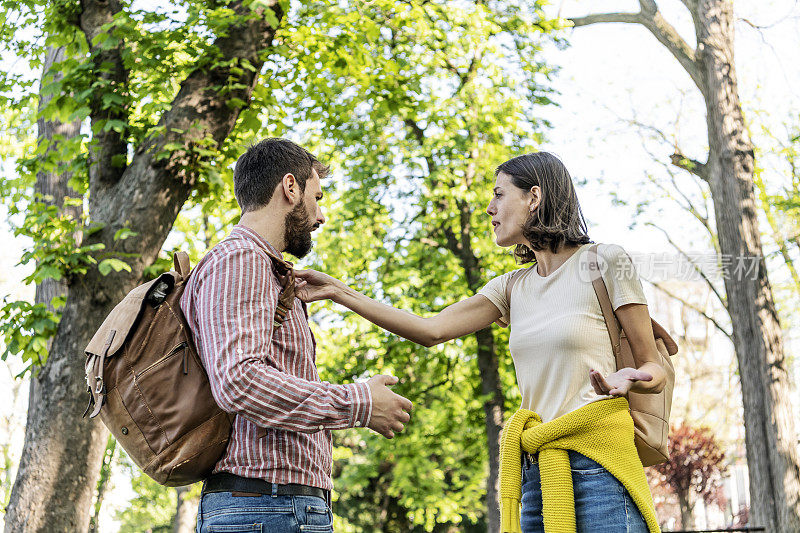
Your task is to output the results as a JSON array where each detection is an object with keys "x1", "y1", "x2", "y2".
[
  {"x1": 496, "y1": 151, "x2": 591, "y2": 263},
  {"x1": 233, "y1": 138, "x2": 330, "y2": 213}
]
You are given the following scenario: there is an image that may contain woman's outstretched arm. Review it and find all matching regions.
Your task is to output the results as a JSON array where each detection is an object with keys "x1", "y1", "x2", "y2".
[
  {"x1": 589, "y1": 303, "x2": 667, "y2": 396},
  {"x1": 295, "y1": 269, "x2": 502, "y2": 347}
]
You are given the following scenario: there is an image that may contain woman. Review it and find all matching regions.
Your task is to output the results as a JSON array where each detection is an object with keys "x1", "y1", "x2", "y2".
[{"x1": 296, "y1": 152, "x2": 664, "y2": 532}]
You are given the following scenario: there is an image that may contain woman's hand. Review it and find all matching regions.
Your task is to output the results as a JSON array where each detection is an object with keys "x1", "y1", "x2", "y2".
[
  {"x1": 295, "y1": 269, "x2": 342, "y2": 303},
  {"x1": 589, "y1": 367, "x2": 653, "y2": 397}
]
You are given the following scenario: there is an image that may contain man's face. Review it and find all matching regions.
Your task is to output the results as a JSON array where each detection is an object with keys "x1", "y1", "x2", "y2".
[{"x1": 283, "y1": 169, "x2": 325, "y2": 258}]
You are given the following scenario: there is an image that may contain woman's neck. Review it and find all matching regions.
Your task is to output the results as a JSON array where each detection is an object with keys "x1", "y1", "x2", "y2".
[{"x1": 531, "y1": 243, "x2": 583, "y2": 277}]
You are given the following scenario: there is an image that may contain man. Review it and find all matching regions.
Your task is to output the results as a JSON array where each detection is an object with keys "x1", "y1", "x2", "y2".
[{"x1": 181, "y1": 138, "x2": 413, "y2": 532}]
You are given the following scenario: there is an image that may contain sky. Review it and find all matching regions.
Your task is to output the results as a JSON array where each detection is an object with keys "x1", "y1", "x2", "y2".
[
  {"x1": 540, "y1": 0, "x2": 800, "y2": 350},
  {"x1": 542, "y1": 0, "x2": 800, "y2": 251},
  {"x1": 2, "y1": 0, "x2": 800, "y2": 529}
]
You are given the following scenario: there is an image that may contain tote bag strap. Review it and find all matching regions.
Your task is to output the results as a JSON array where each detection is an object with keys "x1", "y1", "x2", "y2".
[{"x1": 587, "y1": 244, "x2": 623, "y2": 358}]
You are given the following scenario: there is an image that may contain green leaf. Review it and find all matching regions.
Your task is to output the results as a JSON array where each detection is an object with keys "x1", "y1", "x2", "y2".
[
  {"x1": 226, "y1": 97, "x2": 247, "y2": 109},
  {"x1": 103, "y1": 119, "x2": 127, "y2": 133},
  {"x1": 114, "y1": 227, "x2": 138, "y2": 241},
  {"x1": 98, "y1": 258, "x2": 131, "y2": 276},
  {"x1": 111, "y1": 153, "x2": 127, "y2": 167},
  {"x1": 68, "y1": 106, "x2": 91, "y2": 122}
]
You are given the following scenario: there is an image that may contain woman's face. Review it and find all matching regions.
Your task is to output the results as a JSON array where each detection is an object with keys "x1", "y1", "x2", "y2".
[{"x1": 486, "y1": 171, "x2": 538, "y2": 247}]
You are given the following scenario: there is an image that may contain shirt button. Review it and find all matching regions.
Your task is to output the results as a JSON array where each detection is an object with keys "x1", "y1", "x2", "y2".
[
  {"x1": 354, "y1": 421, "x2": 361, "y2": 427},
  {"x1": 237, "y1": 348, "x2": 243, "y2": 354},
  {"x1": 318, "y1": 425, "x2": 324, "y2": 430}
]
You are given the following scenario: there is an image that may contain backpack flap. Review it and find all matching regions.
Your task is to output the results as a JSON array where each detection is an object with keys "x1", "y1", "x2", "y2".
[
  {"x1": 84, "y1": 271, "x2": 180, "y2": 418},
  {"x1": 651, "y1": 318, "x2": 678, "y2": 356}
]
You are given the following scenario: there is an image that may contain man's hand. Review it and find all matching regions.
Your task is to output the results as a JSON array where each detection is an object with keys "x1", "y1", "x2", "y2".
[
  {"x1": 366, "y1": 375, "x2": 413, "y2": 439},
  {"x1": 589, "y1": 367, "x2": 653, "y2": 397}
]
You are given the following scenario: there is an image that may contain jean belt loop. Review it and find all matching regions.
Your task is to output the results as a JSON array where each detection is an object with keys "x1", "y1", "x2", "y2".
[{"x1": 271, "y1": 483, "x2": 278, "y2": 498}]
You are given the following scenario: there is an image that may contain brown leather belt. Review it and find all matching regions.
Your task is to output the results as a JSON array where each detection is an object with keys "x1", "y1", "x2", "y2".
[{"x1": 203, "y1": 473, "x2": 331, "y2": 507}]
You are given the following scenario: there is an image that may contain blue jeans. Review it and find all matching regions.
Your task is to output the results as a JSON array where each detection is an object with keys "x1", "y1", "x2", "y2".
[
  {"x1": 520, "y1": 450, "x2": 648, "y2": 533},
  {"x1": 196, "y1": 491, "x2": 333, "y2": 532}
]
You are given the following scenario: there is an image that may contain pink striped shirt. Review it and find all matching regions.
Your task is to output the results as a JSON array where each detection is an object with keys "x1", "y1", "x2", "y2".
[{"x1": 180, "y1": 225, "x2": 372, "y2": 490}]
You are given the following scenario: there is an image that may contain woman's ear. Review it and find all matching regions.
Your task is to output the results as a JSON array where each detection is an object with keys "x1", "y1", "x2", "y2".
[{"x1": 529, "y1": 185, "x2": 541, "y2": 212}]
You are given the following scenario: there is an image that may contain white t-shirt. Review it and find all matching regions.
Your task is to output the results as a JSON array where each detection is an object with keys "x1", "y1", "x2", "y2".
[{"x1": 478, "y1": 243, "x2": 647, "y2": 422}]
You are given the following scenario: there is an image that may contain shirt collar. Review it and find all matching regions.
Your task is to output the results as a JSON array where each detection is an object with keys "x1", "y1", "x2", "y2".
[{"x1": 231, "y1": 224, "x2": 283, "y2": 259}]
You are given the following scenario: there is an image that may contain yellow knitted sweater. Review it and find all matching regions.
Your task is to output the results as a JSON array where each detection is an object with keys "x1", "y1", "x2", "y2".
[{"x1": 500, "y1": 397, "x2": 660, "y2": 533}]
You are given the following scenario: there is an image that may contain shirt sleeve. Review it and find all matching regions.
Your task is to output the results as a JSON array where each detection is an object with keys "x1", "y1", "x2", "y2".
[
  {"x1": 477, "y1": 271, "x2": 516, "y2": 327},
  {"x1": 190, "y1": 245, "x2": 372, "y2": 433},
  {"x1": 598, "y1": 244, "x2": 648, "y2": 310}
]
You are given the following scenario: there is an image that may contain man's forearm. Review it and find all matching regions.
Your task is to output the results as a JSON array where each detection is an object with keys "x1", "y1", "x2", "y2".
[{"x1": 212, "y1": 360, "x2": 372, "y2": 432}]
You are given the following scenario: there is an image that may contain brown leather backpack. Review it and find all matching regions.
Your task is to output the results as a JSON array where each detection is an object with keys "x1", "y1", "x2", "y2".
[
  {"x1": 84, "y1": 250, "x2": 296, "y2": 486},
  {"x1": 586, "y1": 244, "x2": 677, "y2": 466},
  {"x1": 505, "y1": 244, "x2": 678, "y2": 467}
]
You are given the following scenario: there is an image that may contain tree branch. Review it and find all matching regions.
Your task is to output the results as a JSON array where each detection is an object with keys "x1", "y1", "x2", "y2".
[
  {"x1": 570, "y1": 12, "x2": 642, "y2": 27},
  {"x1": 625, "y1": 115, "x2": 710, "y2": 182},
  {"x1": 569, "y1": 1, "x2": 703, "y2": 91},
  {"x1": 403, "y1": 117, "x2": 439, "y2": 179},
  {"x1": 644, "y1": 164, "x2": 712, "y2": 235},
  {"x1": 87, "y1": 0, "x2": 284, "y2": 271},
  {"x1": 622, "y1": 115, "x2": 714, "y2": 232},
  {"x1": 646, "y1": 280, "x2": 732, "y2": 340},
  {"x1": 646, "y1": 222, "x2": 727, "y2": 308},
  {"x1": 671, "y1": 151, "x2": 709, "y2": 181},
  {"x1": 404, "y1": 118, "x2": 426, "y2": 146},
  {"x1": 663, "y1": 167, "x2": 712, "y2": 235},
  {"x1": 79, "y1": 0, "x2": 130, "y2": 188}
]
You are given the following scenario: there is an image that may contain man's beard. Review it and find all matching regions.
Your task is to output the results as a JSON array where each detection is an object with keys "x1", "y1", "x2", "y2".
[{"x1": 283, "y1": 200, "x2": 316, "y2": 258}]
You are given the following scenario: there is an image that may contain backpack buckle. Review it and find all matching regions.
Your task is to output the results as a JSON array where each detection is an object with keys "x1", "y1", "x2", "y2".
[
  {"x1": 82, "y1": 387, "x2": 95, "y2": 418},
  {"x1": 94, "y1": 376, "x2": 105, "y2": 394}
]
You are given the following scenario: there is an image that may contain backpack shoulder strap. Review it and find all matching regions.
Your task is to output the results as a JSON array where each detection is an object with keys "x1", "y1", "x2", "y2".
[
  {"x1": 588, "y1": 244, "x2": 622, "y2": 357},
  {"x1": 182, "y1": 245, "x2": 297, "y2": 329},
  {"x1": 250, "y1": 249, "x2": 297, "y2": 440},
  {"x1": 174, "y1": 252, "x2": 191, "y2": 280},
  {"x1": 259, "y1": 248, "x2": 297, "y2": 329}
]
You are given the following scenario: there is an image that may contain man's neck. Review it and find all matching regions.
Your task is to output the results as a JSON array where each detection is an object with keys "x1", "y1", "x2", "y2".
[{"x1": 239, "y1": 210, "x2": 285, "y2": 252}]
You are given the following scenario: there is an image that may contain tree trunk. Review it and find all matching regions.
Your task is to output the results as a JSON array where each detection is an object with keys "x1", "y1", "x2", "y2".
[
  {"x1": 3, "y1": 45, "x2": 108, "y2": 533},
  {"x1": 570, "y1": 2, "x2": 800, "y2": 530},
  {"x1": 172, "y1": 487, "x2": 199, "y2": 533},
  {"x1": 32, "y1": 44, "x2": 84, "y2": 314},
  {"x1": 409, "y1": 124, "x2": 505, "y2": 530},
  {"x1": 5, "y1": 271, "x2": 113, "y2": 533},
  {"x1": 677, "y1": 489, "x2": 694, "y2": 529},
  {"x1": 475, "y1": 327, "x2": 504, "y2": 532},
  {"x1": 88, "y1": 437, "x2": 116, "y2": 533},
  {"x1": 447, "y1": 200, "x2": 504, "y2": 532},
  {"x1": 4, "y1": 2, "x2": 282, "y2": 530},
  {"x1": 696, "y1": 3, "x2": 800, "y2": 531}
]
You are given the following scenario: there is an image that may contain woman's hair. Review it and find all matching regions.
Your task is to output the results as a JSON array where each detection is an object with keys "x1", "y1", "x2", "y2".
[{"x1": 495, "y1": 152, "x2": 591, "y2": 263}]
